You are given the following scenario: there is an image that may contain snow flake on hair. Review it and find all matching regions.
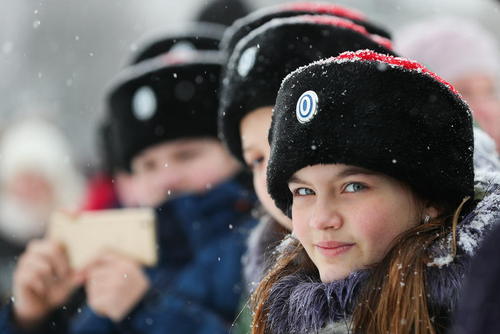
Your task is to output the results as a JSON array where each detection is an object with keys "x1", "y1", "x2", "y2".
[
  {"x1": 276, "y1": 233, "x2": 298, "y2": 255},
  {"x1": 334, "y1": 50, "x2": 461, "y2": 96},
  {"x1": 282, "y1": 2, "x2": 366, "y2": 21}
]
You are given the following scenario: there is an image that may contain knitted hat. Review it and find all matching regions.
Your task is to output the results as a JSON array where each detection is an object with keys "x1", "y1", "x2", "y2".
[
  {"x1": 130, "y1": 22, "x2": 225, "y2": 64},
  {"x1": 267, "y1": 50, "x2": 475, "y2": 216},
  {"x1": 221, "y1": 2, "x2": 391, "y2": 58},
  {"x1": 218, "y1": 15, "x2": 394, "y2": 163},
  {"x1": 394, "y1": 16, "x2": 500, "y2": 82},
  {"x1": 108, "y1": 50, "x2": 222, "y2": 170}
]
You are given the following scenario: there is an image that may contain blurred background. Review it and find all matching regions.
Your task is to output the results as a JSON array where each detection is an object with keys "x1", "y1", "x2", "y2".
[{"x1": 0, "y1": 0, "x2": 499, "y2": 170}]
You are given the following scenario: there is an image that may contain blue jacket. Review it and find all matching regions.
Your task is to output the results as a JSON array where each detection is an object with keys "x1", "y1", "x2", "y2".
[{"x1": 0, "y1": 178, "x2": 256, "y2": 334}]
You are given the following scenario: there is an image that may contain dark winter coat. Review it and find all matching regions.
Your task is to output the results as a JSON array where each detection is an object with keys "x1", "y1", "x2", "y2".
[
  {"x1": 451, "y1": 212, "x2": 500, "y2": 334},
  {"x1": 0, "y1": 178, "x2": 256, "y2": 334},
  {"x1": 262, "y1": 170, "x2": 500, "y2": 334},
  {"x1": 0, "y1": 236, "x2": 23, "y2": 303}
]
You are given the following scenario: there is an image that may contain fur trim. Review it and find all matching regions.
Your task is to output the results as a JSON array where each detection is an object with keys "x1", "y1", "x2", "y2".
[
  {"x1": 266, "y1": 271, "x2": 367, "y2": 334},
  {"x1": 472, "y1": 127, "x2": 500, "y2": 173}
]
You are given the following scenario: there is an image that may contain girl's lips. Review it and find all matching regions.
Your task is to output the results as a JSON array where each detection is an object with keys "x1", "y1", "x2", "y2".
[{"x1": 314, "y1": 241, "x2": 354, "y2": 257}]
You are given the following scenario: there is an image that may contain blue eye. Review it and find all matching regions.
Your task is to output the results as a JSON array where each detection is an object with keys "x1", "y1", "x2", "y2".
[
  {"x1": 246, "y1": 156, "x2": 264, "y2": 170},
  {"x1": 251, "y1": 157, "x2": 264, "y2": 168},
  {"x1": 294, "y1": 187, "x2": 315, "y2": 196},
  {"x1": 344, "y1": 182, "x2": 366, "y2": 193}
]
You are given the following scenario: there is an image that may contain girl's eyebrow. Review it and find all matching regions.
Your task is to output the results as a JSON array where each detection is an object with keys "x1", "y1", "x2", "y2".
[
  {"x1": 337, "y1": 166, "x2": 378, "y2": 178},
  {"x1": 288, "y1": 175, "x2": 308, "y2": 185},
  {"x1": 288, "y1": 166, "x2": 378, "y2": 185}
]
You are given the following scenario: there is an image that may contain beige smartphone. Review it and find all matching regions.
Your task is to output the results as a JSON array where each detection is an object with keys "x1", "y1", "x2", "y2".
[{"x1": 48, "y1": 208, "x2": 158, "y2": 269}]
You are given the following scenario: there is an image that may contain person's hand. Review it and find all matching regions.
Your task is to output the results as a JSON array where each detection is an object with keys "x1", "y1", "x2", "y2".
[
  {"x1": 13, "y1": 239, "x2": 82, "y2": 329},
  {"x1": 83, "y1": 252, "x2": 150, "y2": 322}
]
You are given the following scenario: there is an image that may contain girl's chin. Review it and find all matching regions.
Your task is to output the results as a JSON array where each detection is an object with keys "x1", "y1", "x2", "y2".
[{"x1": 319, "y1": 269, "x2": 351, "y2": 283}]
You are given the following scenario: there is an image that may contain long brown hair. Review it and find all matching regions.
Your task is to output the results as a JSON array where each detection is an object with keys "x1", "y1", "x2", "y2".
[
  {"x1": 251, "y1": 237, "x2": 313, "y2": 334},
  {"x1": 251, "y1": 197, "x2": 470, "y2": 334}
]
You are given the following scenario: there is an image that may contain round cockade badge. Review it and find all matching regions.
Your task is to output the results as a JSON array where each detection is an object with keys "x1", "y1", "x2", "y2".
[
  {"x1": 170, "y1": 41, "x2": 196, "y2": 53},
  {"x1": 132, "y1": 86, "x2": 157, "y2": 121},
  {"x1": 296, "y1": 90, "x2": 319, "y2": 124},
  {"x1": 237, "y1": 45, "x2": 258, "y2": 78}
]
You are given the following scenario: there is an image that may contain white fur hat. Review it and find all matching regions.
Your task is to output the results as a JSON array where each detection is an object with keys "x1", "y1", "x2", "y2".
[{"x1": 0, "y1": 118, "x2": 84, "y2": 209}]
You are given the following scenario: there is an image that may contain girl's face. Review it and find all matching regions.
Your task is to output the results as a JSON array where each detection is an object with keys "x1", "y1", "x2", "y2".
[
  {"x1": 240, "y1": 107, "x2": 292, "y2": 230},
  {"x1": 288, "y1": 164, "x2": 433, "y2": 282}
]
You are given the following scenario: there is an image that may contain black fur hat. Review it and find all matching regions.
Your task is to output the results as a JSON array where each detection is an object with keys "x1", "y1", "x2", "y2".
[
  {"x1": 267, "y1": 50, "x2": 475, "y2": 216},
  {"x1": 130, "y1": 23, "x2": 225, "y2": 64},
  {"x1": 218, "y1": 15, "x2": 395, "y2": 163},
  {"x1": 108, "y1": 51, "x2": 222, "y2": 171},
  {"x1": 221, "y1": 2, "x2": 391, "y2": 59}
]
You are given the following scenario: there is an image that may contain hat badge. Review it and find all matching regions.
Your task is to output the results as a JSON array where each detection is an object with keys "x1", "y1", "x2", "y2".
[
  {"x1": 132, "y1": 86, "x2": 157, "y2": 121},
  {"x1": 170, "y1": 41, "x2": 196, "y2": 53},
  {"x1": 296, "y1": 90, "x2": 318, "y2": 124},
  {"x1": 237, "y1": 45, "x2": 258, "y2": 78}
]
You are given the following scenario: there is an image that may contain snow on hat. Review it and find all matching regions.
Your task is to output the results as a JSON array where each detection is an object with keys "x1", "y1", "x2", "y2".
[
  {"x1": 267, "y1": 50, "x2": 475, "y2": 216},
  {"x1": 394, "y1": 16, "x2": 500, "y2": 82},
  {"x1": 108, "y1": 50, "x2": 222, "y2": 170},
  {"x1": 221, "y1": 2, "x2": 391, "y2": 59},
  {"x1": 218, "y1": 15, "x2": 395, "y2": 163},
  {"x1": 130, "y1": 22, "x2": 226, "y2": 64}
]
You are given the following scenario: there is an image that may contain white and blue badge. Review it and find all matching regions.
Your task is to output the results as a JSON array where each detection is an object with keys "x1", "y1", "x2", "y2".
[
  {"x1": 296, "y1": 90, "x2": 319, "y2": 124},
  {"x1": 170, "y1": 41, "x2": 196, "y2": 53},
  {"x1": 132, "y1": 86, "x2": 157, "y2": 121},
  {"x1": 237, "y1": 46, "x2": 258, "y2": 78}
]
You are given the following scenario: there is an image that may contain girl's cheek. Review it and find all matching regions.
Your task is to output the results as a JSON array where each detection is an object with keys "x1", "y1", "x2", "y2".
[
  {"x1": 352, "y1": 206, "x2": 398, "y2": 260},
  {"x1": 291, "y1": 211, "x2": 310, "y2": 238}
]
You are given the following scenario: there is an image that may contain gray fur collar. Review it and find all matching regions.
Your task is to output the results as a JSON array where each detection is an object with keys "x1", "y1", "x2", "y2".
[{"x1": 265, "y1": 170, "x2": 500, "y2": 334}]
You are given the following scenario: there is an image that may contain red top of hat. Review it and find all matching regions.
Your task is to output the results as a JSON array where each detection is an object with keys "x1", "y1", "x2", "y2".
[
  {"x1": 335, "y1": 50, "x2": 460, "y2": 95},
  {"x1": 282, "y1": 2, "x2": 366, "y2": 21}
]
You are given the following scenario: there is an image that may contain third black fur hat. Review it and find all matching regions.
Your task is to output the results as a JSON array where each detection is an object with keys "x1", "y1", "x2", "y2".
[
  {"x1": 267, "y1": 50, "x2": 475, "y2": 216},
  {"x1": 108, "y1": 51, "x2": 222, "y2": 171}
]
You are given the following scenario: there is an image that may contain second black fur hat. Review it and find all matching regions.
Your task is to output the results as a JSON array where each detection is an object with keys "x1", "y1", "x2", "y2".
[{"x1": 219, "y1": 15, "x2": 394, "y2": 163}]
